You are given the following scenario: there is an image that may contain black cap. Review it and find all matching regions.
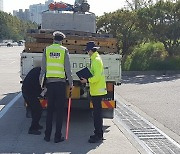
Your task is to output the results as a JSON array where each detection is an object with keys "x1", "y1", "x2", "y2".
[
  {"x1": 53, "y1": 31, "x2": 66, "y2": 41},
  {"x1": 84, "y1": 41, "x2": 100, "y2": 52}
]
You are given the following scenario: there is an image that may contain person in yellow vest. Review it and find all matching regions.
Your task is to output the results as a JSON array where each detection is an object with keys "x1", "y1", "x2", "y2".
[
  {"x1": 39, "y1": 31, "x2": 73, "y2": 143},
  {"x1": 81, "y1": 41, "x2": 107, "y2": 143}
]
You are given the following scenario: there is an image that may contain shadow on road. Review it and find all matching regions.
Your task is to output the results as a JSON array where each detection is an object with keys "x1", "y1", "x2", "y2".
[
  {"x1": 37, "y1": 109, "x2": 106, "y2": 154},
  {"x1": 121, "y1": 74, "x2": 180, "y2": 84},
  {"x1": 0, "y1": 92, "x2": 20, "y2": 105},
  {"x1": 27, "y1": 109, "x2": 111, "y2": 153},
  {"x1": 0, "y1": 97, "x2": 111, "y2": 153}
]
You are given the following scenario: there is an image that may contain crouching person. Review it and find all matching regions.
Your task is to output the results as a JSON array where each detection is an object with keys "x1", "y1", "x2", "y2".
[{"x1": 22, "y1": 67, "x2": 43, "y2": 135}]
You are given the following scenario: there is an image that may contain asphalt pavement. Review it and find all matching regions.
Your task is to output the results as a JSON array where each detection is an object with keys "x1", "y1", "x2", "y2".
[
  {"x1": 0, "y1": 46, "x2": 141, "y2": 154},
  {"x1": 115, "y1": 72, "x2": 180, "y2": 147},
  {"x1": 2, "y1": 46, "x2": 180, "y2": 153}
]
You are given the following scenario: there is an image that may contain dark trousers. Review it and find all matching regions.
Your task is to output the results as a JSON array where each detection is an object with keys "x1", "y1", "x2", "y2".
[
  {"x1": 22, "y1": 93, "x2": 42, "y2": 130},
  {"x1": 45, "y1": 81, "x2": 66, "y2": 138},
  {"x1": 91, "y1": 96, "x2": 103, "y2": 138}
]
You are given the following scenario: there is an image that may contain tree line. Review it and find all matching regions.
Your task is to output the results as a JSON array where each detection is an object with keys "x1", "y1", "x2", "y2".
[
  {"x1": 96, "y1": 0, "x2": 180, "y2": 57},
  {"x1": 0, "y1": 0, "x2": 179, "y2": 59},
  {"x1": 0, "y1": 11, "x2": 36, "y2": 42}
]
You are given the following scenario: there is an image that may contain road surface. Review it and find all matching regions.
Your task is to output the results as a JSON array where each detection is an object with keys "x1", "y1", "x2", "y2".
[{"x1": 0, "y1": 46, "x2": 139, "y2": 154}]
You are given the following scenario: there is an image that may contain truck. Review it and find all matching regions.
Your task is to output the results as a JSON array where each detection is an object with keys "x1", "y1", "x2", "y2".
[{"x1": 20, "y1": 0, "x2": 121, "y2": 118}]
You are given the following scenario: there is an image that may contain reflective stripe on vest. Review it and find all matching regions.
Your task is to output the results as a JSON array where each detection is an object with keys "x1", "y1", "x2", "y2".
[
  {"x1": 47, "y1": 63, "x2": 64, "y2": 68},
  {"x1": 46, "y1": 44, "x2": 65, "y2": 78}
]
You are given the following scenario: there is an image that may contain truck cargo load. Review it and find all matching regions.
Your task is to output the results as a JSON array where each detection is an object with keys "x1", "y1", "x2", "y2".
[{"x1": 20, "y1": 0, "x2": 121, "y2": 119}]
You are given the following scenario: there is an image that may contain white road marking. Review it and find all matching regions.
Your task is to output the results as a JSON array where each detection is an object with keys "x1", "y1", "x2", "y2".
[
  {"x1": 0, "y1": 92, "x2": 22, "y2": 119},
  {"x1": 0, "y1": 105, "x2": 5, "y2": 111}
]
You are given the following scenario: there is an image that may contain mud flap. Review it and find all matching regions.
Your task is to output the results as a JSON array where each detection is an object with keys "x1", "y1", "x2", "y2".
[{"x1": 102, "y1": 109, "x2": 114, "y2": 119}]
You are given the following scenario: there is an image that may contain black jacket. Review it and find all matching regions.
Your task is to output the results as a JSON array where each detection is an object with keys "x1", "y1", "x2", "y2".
[{"x1": 22, "y1": 67, "x2": 42, "y2": 96}]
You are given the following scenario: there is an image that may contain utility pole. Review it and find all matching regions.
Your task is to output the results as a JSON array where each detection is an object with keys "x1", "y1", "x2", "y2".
[
  {"x1": 125, "y1": 0, "x2": 155, "y2": 10},
  {"x1": 0, "y1": 0, "x2": 3, "y2": 11},
  {"x1": 134, "y1": 0, "x2": 138, "y2": 10},
  {"x1": 156, "y1": 0, "x2": 178, "y2": 2}
]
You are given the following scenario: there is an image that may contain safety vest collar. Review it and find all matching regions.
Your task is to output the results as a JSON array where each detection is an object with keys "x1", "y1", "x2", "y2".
[
  {"x1": 90, "y1": 51, "x2": 99, "y2": 61},
  {"x1": 49, "y1": 43, "x2": 60, "y2": 48},
  {"x1": 52, "y1": 43, "x2": 62, "y2": 46}
]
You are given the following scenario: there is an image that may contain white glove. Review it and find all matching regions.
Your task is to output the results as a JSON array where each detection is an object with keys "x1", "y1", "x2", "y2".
[{"x1": 40, "y1": 87, "x2": 47, "y2": 97}]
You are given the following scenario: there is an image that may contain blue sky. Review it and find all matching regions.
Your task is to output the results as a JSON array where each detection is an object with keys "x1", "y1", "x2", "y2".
[{"x1": 4, "y1": 0, "x2": 126, "y2": 16}]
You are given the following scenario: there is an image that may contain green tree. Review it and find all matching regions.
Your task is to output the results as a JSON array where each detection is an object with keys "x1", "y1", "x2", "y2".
[
  {"x1": 125, "y1": 0, "x2": 154, "y2": 10},
  {"x1": 137, "y1": 1, "x2": 180, "y2": 56},
  {"x1": 96, "y1": 9, "x2": 143, "y2": 55},
  {"x1": 0, "y1": 11, "x2": 37, "y2": 41}
]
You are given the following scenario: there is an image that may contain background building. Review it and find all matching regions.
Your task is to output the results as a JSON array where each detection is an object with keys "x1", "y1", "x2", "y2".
[
  {"x1": 0, "y1": 0, "x2": 3, "y2": 11},
  {"x1": 13, "y1": 0, "x2": 54, "y2": 24},
  {"x1": 29, "y1": 0, "x2": 54, "y2": 24},
  {"x1": 13, "y1": 9, "x2": 30, "y2": 21},
  {"x1": 29, "y1": 3, "x2": 46, "y2": 24}
]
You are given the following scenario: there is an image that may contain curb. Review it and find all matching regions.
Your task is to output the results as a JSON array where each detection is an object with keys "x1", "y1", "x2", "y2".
[{"x1": 122, "y1": 71, "x2": 180, "y2": 76}]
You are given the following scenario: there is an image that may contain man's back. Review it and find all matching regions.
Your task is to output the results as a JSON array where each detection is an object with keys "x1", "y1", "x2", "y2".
[{"x1": 22, "y1": 67, "x2": 41, "y2": 96}]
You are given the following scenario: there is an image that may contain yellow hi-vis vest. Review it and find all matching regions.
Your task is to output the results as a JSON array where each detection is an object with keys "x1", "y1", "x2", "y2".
[
  {"x1": 46, "y1": 44, "x2": 66, "y2": 78},
  {"x1": 88, "y1": 52, "x2": 107, "y2": 96}
]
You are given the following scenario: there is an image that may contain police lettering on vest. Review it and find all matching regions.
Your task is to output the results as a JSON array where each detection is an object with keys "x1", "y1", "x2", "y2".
[{"x1": 50, "y1": 52, "x2": 60, "y2": 59}]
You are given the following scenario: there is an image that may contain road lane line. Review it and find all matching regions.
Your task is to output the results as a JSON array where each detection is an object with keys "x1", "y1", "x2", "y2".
[
  {"x1": 0, "y1": 105, "x2": 5, "y2": 111},
  {"x1": 0, "y1": 92, "x2": 22, "y2": 119}
]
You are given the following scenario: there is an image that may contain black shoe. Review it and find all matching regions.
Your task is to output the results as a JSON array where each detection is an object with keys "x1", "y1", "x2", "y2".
[
  {"x1": 38, "y1": 125, "x2": 43, "y2": 130},
  {"x1": 28, "y1": 129, "x2": 41, "y2": 135},
  {"x1": 88, "y1": 135, "x2": 103, "y2": 143},
  {"x1": 90, "y1": 134, "x2": 103, "y2": 139},
  {"x1": 54, "y1": 137, "x2": 65, "y2": 143},
  {"x1": 44, "y1": 136, "x2": 50, "y2": 142}
]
